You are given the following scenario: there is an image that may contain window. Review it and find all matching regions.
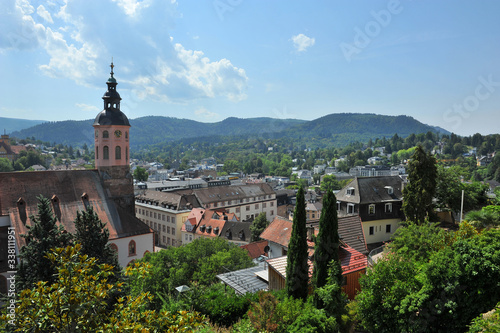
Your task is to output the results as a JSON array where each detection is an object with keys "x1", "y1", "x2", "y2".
[
  {"x1": 163, "y1": 225, "x2": 166, "y2": 232},
  {"x1": 368, "y1": 204, "x2": 375, "y2": 215},
  {"x1": 172, "y1": 239, "x2": 176, "y2": 246},
  {"x1": 95, "y1": 130, "x2": 99, "y2": 138},
  {"x1": 369, "y1": 226, "x2": 374, "y2": 235},
  {"x1": 312, "y1": 213, "x2": 315, "y2": 219},
  {"x1": 337, "y1": 201, "x2": 340, "y2": 211},
  {"x1": 185, "y1": 234, "x2": 188, "y2": 241},
  {"x1": 167, "y1": 226, "x2": 170, "y2": 234},
  {"x1": 262, "y1": 202, "x2": 266, "y2": 208},
  {"x1": 154, "y1": 212, "x2": 157, "y2": 219},
  {"x1": 246, "y1": 205, "x2": 250, "y2": 211},
  {"x1": 128, "y1": 240, "x2": 136, "y2": 256},
  {"x1": 189, "y1": 235, "x2": 192, "y2": 241},
  {"x1": 163, "y1": 236, "x2": 166, "y2": 243},
  {"x1": 347, "y1": 204, "x2": 355, "y2": 214},
  {"x1": 270, "y1": 210, "x2": 274, "y2": 216},
  {"x1": 167, "y1": 216, "x2": 170, "y2": 222},
  {"x1": 386, "y1": 224, "x2": 392, "y2": 233},
  {"x1": 236, "y1": 207, "x2": 240, "y2": 213},
  {"x1": 103, "y1": 130, "x2": 109, "y2": 138},
  {"x1": 103, "y1": 146, "x2": 109, "y2": 160},
  {"x1": 125, "y1": 147, "x2": 128, "y2": 162},
  {"x1": 167, "y1": 238, "x2": 171, "y2": 245},
  {"x1": 385, "y1": 186, "x2": 394, "y2": 195},
  {"x1": 346, "y1": 187, "x2": 355, "y2": 196},
  {"x1": 154, "y1": 222, "x2": 157, "y2": 230},
  {"x1": 270, "y1": 202, "x2": 274, "y2": 207},
  {"x1": 255, "y1": 204, "x2": 259, "y2": 209},
  {"x1": 125, "y1": 131, "x2": 128, "y2": 139},
  {"x1": 172, "y1": 217, "x2": 175, "y2": 223},
  {"x1": 115, "y1": 146, "x2": 121, "y2": 159},
  {"x1": 162, "y1": 214, "x2": 165, "y2": 221},
  {"x1": 96, "y1": 146, "x2": 98, "y2": 159},
  {"x1": 385, "y1": 203, "x2": 393, "y2": 213}
]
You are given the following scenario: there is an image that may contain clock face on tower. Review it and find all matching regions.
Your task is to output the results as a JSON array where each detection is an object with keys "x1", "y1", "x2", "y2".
[{"x1": 114, "y1": 130, "x2": 122, "y2": 138}]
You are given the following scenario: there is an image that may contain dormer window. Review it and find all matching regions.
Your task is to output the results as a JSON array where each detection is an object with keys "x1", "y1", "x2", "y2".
[
  {"x1": 346, "y1": 187, "x2": 355, "y2": 196},
  {"x1": 368, "y1": 204, "x2": 375, "y2": 215},
  {"x1": 385, "y1": 186, "x2": 394, "y2": 195}
]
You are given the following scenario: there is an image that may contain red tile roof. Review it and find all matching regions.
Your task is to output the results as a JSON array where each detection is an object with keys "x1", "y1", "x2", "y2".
[
  {"x1": 259, "y1": 216, "x2": 293, "y2": 248},
  {"x1": 240, "y1": 240, "x2": 268, "y2": 259}
]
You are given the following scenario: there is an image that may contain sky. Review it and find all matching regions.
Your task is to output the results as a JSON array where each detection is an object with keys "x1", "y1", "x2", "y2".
[{"x1": 1, "y1": 0, "x2": 500, "y2": 136}]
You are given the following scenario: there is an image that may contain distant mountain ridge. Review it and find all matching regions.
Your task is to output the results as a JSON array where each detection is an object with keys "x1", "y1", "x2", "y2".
[
  {"x1": 0, "y1": 117, "x2": 46, "y2": 134},
  {"x1": 9, "y1": 113, "x2": 450, "y2": 149}
]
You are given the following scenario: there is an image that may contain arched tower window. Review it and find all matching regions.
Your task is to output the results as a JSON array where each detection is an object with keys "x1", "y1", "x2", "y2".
[
  {"x1": 128, "y1": 240, "x2": 136, "y2": 256},
  {"x1": 125, "y1": 131, "x2": 128, "y2": 139},
  {"x1": 96, "y1": 146, "x2": 99, "y2": 160},
  {"x1": 115, "y1": 146, "x2": 121, "y2": 160},
  {"x1": 103, "y1": 146, "x2": 109, "y2": 160},
  {"x1": 103, "y1": 130, "x2": 109, "y2": 138},
  {"x1": 125, "y1": 147, "x2": 128, "y2": 162}
]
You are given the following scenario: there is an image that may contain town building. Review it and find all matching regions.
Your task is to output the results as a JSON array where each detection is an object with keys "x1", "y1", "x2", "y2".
[
  {"x1": 0, "y1": 63, "x2": 154, "y2": 294},
  {"x1": 336, "y1": 176, "x2": 404, "y2": 247}
]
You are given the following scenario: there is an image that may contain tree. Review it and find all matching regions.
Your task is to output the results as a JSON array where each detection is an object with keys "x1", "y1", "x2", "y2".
[
  {"x1": 223, "y1": 159, "x2": 240, "y2": 173},
  {"x1": 73, "y1": 206, "x2": 120, "y2": 269},
  {"x1": 403, "y1": 145, "x2": 437, "y2": 224},
  {"x1": 1, "y1": 245, "x2": 207, "y2": 332},
  {"x1": 286, "y1": 187, "x2": 309, "y2": 300},
  {"x1": 250, "y1": 212, "x2": 269, "y2": 242},
  {"x1": 16, "y1": 195, "x2": 73, "y2": 291},
  {"x1": 133, "y1": 166, "x2": 148, "y2": 182},
  {"x1": 320, "y1": 174, "x2": 341, "y2": 192},
  {"x1": 313, "y1": 191, "x2": 340, "y2": 298},
  {"x1": 0, "y1": 157, "x2": 14, "y2": 172}
]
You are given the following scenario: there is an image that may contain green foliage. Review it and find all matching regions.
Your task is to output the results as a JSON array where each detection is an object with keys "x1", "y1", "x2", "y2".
[
  {"x1": 403, "y1": 145, "x2": 438, "y2": 224},
  {"x1": 16, "y1": 195, "x2": 73, "y2": 291},
  {"x1": 315, "y1": 260, "x2": 346, "y2": 320},
  {"x1": 190, "y1": 283, "x2": 257, "y2": 328},
  {"x1": 465, "y1": 205, "x2": 500, "y2": 229},
  {"x1": 468, "y1": 302, "x2": 500, "y2": 333},
  {"x1": 0, "y1": 157, "x2": 14, "y2": 172},
  {"x1": 313, "y1": 190, "x2": 340, "y2": 307},
  {"x1": 133, "y1": 166, "x2": 148, "y2": 182},
  {"x1": 319, "y1": 174, "x2": 341, "y2": 192},
  {"x1": 287, "y1": 306, "x2": 338, "y2": 333},
  {"x1": 250, "y1": 212, "x2": 269, "y2": 242},
  {"x1": 286, "y1": 187, "x2": 309, "y2": 300},
  {"x1": 73, "y1": 206, "x2": 119, "y2": 269},
  {"x1": 247, "y1": 291, "x2": 280, "y2": 332},
  {"x1": 357, "y1": 226, "x2": 500, "y2": 333},
  {"x1": 1, "y1": 245, "x2": 208, "y2": 332},
  {"x1": 130, "y1": 237, "x2": 254, "y2": 310}
]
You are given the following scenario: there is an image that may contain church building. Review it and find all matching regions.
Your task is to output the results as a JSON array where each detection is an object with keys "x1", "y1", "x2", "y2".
[{"x1": 0, "y1": 63, "x2": 154, "y2": 294}]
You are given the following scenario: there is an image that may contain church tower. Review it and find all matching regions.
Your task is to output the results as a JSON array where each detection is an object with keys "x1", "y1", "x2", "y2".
[{"x1": 93, "y1": 62, "x2": 134, "y2": 215}]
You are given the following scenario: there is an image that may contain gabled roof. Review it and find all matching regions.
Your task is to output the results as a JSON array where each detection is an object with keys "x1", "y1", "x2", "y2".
[
  {"x1": 336, "y1": 176, "x2": 403, "y2": 204},
  {"x1": 136, "y1": 189, "x2": 200, "y2": 211},
  {"x1": 176, "y1": 183, "x2": 275, "y2": 205},
  {"x1": 0, "y1": 170, "x2": 151, "y2": 249},
  {"x1": 241, "y1": 240, "x2": 268, "y2": 259},
  {"x1": 220, "y1": 221, "x2": 251, "y2": 242},
  {"x1": 259, "y1": 216, "x2": 293, "y2": 248}
]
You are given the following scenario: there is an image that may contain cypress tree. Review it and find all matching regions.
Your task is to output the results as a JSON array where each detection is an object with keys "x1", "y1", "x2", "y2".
[
  {"x1": 403, "y1": 145, "x2": 437, "y2": 224},
  {"x1": 17, "y1": 195, "x2": 73, "y2": 291},
  {"x1": 286, "y1": 187, "x2": 309, "y2": 300},
  {"x1": 313, "y1": 190, "x2": 340, "y2": 294}
]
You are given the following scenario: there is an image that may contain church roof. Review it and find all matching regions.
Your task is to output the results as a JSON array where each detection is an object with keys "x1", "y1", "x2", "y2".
[
  {"x1": 93, "y1": 109, "x2": 130, "y2": 126},
  {"x1": 0, "y1": 170, "x2": 151, "y2": 249}
]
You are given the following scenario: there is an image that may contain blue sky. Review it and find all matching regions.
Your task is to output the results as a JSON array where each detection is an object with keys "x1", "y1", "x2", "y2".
[{"x1": 1, "y1": 0, "x2": 499, "y2": 136}]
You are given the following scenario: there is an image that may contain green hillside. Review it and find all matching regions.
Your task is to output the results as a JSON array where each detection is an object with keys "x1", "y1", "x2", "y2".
[{"x1": 9, "y1": 113, "x2": 449, "y2": 149}]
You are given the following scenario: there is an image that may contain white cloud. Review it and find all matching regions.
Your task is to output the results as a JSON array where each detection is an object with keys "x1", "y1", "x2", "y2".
[
  {"x1": 194, "y1": 107, "x2": 219, "y2": 120},
  {"x1": 76, "y1": 103, "x2": 99, "y2": 112},
  {"x1": 37, "y1": 5, "x2": 54, "y2": 24},
  {"x1": 111, "y1": 0, "x2": 152, "y2": 17},
  {"x1": 0, "y1": 0, "x2": 46, "y2": 50},
  {"x1": 291, "y1": 33, "x2": 315, "y2": 52}
]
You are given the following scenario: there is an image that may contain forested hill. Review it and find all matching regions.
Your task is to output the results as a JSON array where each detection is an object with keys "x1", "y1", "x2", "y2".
[
  {"x1": 9, "y1": 113, "x2": 449, "y2": 149},
  {"x1": 0, "y1": 117, "x2": 46, "y2": 133}
]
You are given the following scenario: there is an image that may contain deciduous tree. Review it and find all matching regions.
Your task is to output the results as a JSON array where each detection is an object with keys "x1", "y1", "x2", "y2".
[{"x1": 250, "y1": 212, "x2": 269, "y2": 242}]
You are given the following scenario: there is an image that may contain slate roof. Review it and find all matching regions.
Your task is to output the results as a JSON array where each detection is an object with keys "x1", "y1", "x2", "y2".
[
  {"x1": 136, "y1": 189, "x2": 199, "y2": 211},
  {"x1": 307, "y1": 215, "x2": 368, "y2": 255},
  {"x1": 216, "y1": 263, "x2": 268, "y2": 295},
  {"x1": 336, "y1": 176, "x2": 403, "y2": 204},
  {"x1": 176, "y1": 183, "x2": 275, "y2": 205},
  {"x1": 0, "y1": 170, "x2": 151, "y2": 249},
  {"x1": 221, "y1": 221, "x2": 251, "y2": 242}
]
